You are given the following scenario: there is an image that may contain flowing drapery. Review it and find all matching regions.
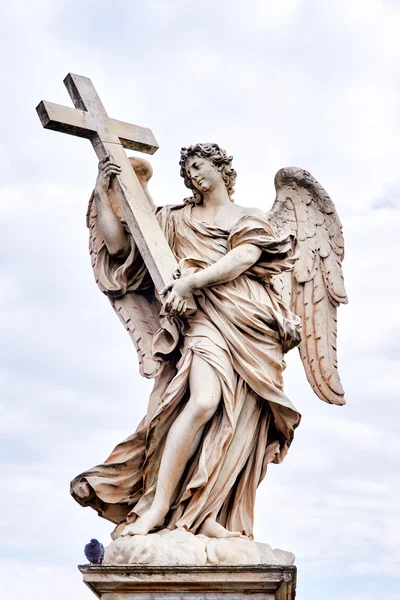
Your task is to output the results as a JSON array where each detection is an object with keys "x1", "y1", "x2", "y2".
[{"x1": 71, "y1": 204, "x2": 302, "y2": 538}]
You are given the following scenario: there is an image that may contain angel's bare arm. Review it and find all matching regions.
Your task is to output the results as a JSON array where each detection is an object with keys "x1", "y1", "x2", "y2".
[
  {"x1": 163, "y1": 244, "x2": 262, "y2": 315},
  {"x1": 94, "y1": 157, "x2": 131, "y2": 258},
  {"x1": 192, "y1": 243, "x2": 262, "y2": 289}
]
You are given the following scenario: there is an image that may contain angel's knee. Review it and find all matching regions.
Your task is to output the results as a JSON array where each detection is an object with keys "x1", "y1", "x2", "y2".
[
  {"x1": 187, "y1": 392, "x2": 220, "y2": 425},
  {"x1": 187, "y1": 353, "x2": 222, "y2": 424}
]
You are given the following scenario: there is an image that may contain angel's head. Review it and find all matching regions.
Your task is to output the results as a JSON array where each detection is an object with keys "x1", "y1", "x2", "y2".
[{"x1": 179, "y1": 143, "x2": 237, "y2": 205}]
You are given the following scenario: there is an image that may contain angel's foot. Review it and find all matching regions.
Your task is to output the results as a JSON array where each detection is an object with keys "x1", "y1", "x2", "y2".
[
  {"x1": 199, "y1": 518, "x2": 246, "y2": 539},
  {"x1": 121, "y1": 506, "x2": 167, "y2": 536}
]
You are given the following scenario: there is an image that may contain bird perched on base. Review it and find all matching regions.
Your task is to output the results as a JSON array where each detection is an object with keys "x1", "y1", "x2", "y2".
[{"x1": 84, "y1": 538, "x2": 104, "y2": 564}]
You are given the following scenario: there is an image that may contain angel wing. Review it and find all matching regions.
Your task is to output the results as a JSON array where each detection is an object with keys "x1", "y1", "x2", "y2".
[
  {"x1": 86, "y1": 157, "x2": 163, "y2": 379},
  {"x1": 267, "y1": 167, "x2": 348, "y2": 406}
]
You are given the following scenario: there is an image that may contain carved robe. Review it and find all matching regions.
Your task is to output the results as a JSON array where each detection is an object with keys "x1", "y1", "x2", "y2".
[{"x1": 71, "y1": 202, "x2": 302, "y2": 538}]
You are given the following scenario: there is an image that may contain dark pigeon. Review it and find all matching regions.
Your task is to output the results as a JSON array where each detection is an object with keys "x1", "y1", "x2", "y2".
[{"x1": 84, "y1": 538, "x2": 104, "y2": 564}]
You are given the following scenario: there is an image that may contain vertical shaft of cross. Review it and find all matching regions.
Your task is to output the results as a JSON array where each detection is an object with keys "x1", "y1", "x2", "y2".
[{"x1": 37, "y1": 73, "x2": 178, "y2": 293}]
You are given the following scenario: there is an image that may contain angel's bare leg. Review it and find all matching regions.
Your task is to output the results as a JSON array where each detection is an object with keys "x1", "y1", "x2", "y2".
[{"x1": 122, "y1": 354, "x2": 222, "y2": 536}]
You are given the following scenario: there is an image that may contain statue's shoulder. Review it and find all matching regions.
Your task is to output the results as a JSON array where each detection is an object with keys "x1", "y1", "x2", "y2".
[
  {"x1": 156, "y1": 203, "x2": 185, "y2": 216},
  {"x1": 215, "y1": 204, "x2": 268, "y2": 235},
  {"x1": 229, "y1": 205, "x2": 267, "y2": 229},
  {"x1": 155, "y1": 204, "x2": 186, "y2": 231},
  {"x1": 237, "y1": 205, "x2": 266, "y2": 220}
]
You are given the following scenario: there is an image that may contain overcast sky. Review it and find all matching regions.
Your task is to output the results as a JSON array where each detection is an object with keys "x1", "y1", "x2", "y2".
[{"x1": 1, "y1": 1, "x2": 399, "y2": 599}]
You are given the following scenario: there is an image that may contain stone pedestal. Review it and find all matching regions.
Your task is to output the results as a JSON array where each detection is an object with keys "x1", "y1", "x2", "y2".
[{"x1": 79, "y1": 565, "x2": 297, "y2": 600}]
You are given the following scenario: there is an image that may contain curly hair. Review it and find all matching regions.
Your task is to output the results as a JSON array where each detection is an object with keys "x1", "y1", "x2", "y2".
[{"x1": 179, "y1": 143, "x2": 237, "y2": 205}]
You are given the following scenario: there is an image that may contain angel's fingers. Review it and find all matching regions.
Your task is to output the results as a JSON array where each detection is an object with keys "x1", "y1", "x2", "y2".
[
  {"x1": 177, "y1": 301, "x2": 188, "y2": 317},
  {"x1": 160, "y1": 282, "x2": 174, "y2": 295},
  {"x1": 176, "y1": 300, "x2": 184, "y2": 315},
  {"x1": 164, "y1": 292, "x2": 175, "y2": 312},
  {"x1": 104, "y1": 167, "x2": 122, "y2": 177},
  {"x1": 103, "y1": 163, "x2": 122, "y2": 171},
  {"x1": 171, "y1": 297, "x2": 181, "y2": 313},
  {"x1": 103, "y1": 159, "x2": 120, "y2": 166},
  {"x1": 103, "y1": 163, "x2": 121, "y2": 171},
  {"x1": 100, "y1": 156, "x2": 115, "y2": 169}
]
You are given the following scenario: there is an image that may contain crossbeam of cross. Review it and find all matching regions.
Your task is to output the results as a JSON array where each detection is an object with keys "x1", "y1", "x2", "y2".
[{"x1": 36, "y1": 73, "x2": 178, "y2": 293}]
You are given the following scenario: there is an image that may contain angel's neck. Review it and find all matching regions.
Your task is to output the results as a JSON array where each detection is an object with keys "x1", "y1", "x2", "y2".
[{"x1": 202, "y1": 185, "x2": 230, "y2": 209}]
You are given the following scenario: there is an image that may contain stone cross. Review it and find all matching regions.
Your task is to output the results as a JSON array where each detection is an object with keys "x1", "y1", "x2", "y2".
[{"x1": 36, "y1": 73, "x2": 177, "y2": 293}]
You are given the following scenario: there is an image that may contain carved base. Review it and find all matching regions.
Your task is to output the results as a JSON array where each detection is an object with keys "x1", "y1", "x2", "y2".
[
  {"x1": 103, "y1": 530, "x2": 295, "y2": 567},
  {"x1": 79, "y1": 564, "x2": 297, "y2": 600}
]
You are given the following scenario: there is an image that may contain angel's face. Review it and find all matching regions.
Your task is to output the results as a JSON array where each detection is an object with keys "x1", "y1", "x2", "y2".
[{"x1": 185, "y1": 156, "x2": 223, "y2": 193}]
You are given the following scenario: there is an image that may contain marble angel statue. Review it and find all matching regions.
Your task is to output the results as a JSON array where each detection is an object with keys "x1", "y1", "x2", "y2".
[{"x1": 71, "y1": 143, "x2": 347, "y2": 540}]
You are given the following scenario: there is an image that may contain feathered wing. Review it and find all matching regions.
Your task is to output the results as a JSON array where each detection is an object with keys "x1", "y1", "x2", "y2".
[
  {"x1": 267, "y1": 167, "x2": 348, "y2": 406},
  {"x1": 86, "y1": 157, "x2": 163, "y2": 379}
]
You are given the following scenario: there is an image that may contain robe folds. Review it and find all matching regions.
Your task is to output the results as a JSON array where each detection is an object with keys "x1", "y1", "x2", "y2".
[{"x1": 71, "y1": 203, "x2": 302, "y2": 538}]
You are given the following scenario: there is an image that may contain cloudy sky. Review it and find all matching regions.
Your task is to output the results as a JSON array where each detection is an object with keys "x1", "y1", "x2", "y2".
[{"x1": 1, "y1": 0, "x2": 399, "y2": 598}]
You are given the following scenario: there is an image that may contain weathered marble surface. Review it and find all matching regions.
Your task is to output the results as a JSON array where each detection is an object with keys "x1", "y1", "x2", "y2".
[
  {"x1": 70, "y1": 147, "x2": 348, "y2": 542},
  {"x1": 38, "y1": 75, "x2": 347, "y2": 553},
  {"x1": 103, "y1": 528, "x2": 295, "y2": 567},
  {"x1": 80, "y1": 564, "x2": 297, "y2": 600}
]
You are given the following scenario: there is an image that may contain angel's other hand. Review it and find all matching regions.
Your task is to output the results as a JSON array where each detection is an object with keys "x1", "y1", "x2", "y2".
[{"x1": 161, "y1": 276, "x2": 195, "y2": 316}]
